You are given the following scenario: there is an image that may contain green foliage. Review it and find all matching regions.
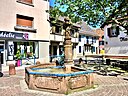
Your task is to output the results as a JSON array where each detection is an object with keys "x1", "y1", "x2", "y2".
[
  {"x1": 50, "y1": 0, "x2": 128, "y2": 30},
  {"x1": 16, "y1": 49, "x2": 22, "y2": 60}
]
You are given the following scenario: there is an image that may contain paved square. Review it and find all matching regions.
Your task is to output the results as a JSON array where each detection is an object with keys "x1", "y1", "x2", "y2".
[{"x1": 0, "y1": 68, "x2": 128, "y2": 96}]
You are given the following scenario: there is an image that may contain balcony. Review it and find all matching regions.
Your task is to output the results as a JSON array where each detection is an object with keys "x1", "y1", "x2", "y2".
[
  {"x1": 50, "y1": 33, "x2": 79, "y2": 43},
  {"x1": 72, "y1": 37, "x2": 79, "y2": 43},
  {"x1": 50, "y1": 34, "x2": 64, "y2": 42}
]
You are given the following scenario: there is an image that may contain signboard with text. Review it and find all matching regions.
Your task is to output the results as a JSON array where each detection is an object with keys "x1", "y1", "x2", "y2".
[{"x1": 0, "y1": 31, "x2": 29, "y2": 40}]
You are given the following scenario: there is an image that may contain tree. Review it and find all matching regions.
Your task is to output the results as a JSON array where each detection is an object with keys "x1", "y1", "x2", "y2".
[{"x1": 50, "y1": 0, "x2": 128, "y2": 30}]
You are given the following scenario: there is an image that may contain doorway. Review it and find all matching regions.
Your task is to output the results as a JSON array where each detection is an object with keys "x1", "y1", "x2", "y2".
[
  {"x1": 53, "y1": 46, "x2": 57, "y2": 55},
  {"x1": 0, "y1": 42, "x2": 4, "y2": 64}
]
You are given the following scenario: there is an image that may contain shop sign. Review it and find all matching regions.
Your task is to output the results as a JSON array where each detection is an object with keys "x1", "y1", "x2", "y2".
[
  {"x1": 120, "y1": 37, "x2": 128, "y2": 42},
  {"x1": 0, "y1": 31, "x2": 28, "y2": 40},
  {"x1": 0, "y1": 32, "x2": 14, "y2": 38}
]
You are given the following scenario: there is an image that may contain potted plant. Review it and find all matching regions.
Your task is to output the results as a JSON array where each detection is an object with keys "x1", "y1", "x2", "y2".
[{"x1": 16, "y1": 49, "x2": 22, "y2": 67}]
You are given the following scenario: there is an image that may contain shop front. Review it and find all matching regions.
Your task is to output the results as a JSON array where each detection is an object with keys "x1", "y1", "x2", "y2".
[{"x1": 0, "y1": 31, "x2": 39, "y2": 66}]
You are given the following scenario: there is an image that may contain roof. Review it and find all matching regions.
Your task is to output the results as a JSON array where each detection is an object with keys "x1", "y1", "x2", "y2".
[
  {"x1": 78, "y1": 21, "x2": 99, "y2": 37},
  {"x1": 93, "y1": 28, "x2": 104, "y2": 37},
  {"x1": 50, "y1": 16, "x2": 99, "y2": 36},
  {"x1": 50, "y1": 16, "x2": 81, "y2": 28}
]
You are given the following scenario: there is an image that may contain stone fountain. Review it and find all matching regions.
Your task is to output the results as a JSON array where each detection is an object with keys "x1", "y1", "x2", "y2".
[
  {"x1": 63, "y1": 17, "x2": 73, "y2": 72},
  {"x1": 25, "y1": 17, "x2": 94, "y2": 94}
]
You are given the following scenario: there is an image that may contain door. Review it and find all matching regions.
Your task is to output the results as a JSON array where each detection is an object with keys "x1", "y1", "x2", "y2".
[
  {"x1": 53, "y1": 46, "x2": 57, "y2": 55},
  {"x1": 0, "y1": 44, "x2": 4, "y2": 64},
  {"x1": 0, "y1": 42, "x2": 4, "y2": 72}
]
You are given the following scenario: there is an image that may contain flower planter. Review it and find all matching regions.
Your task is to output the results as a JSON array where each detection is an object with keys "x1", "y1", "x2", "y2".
[{"x1": 17, "y1": 60, "x2": 21, "y2": 67}]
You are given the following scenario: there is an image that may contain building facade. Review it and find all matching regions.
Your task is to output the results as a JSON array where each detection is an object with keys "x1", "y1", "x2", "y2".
[
  {"x1": 94, "y1": 28, "x2": 104, "y2": 54},
  {"x1": 49, "y1": 17, "x2": 80, "y2": 61},
  {"x1": 104, "y1": 24, "x2": 128, "y2": 55},
  {"x1": 0, "y1": 0, "x2": 50, "y2": 66},
  {"x1": 76, "y1": 22, "x2": 99, "y2": 58}
]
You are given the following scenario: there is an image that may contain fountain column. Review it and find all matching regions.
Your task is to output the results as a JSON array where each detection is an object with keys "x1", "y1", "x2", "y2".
[{"x1": 63, "y1": 17, "x2": 73, "y2": 72}]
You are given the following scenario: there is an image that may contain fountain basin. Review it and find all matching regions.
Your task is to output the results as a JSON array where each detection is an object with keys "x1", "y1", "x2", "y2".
[{"x1": 25, "y1": 63, "x2": 94, "y2": 94}]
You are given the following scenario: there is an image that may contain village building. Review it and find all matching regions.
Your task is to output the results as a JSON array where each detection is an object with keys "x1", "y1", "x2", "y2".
[
  {"x1": 103, "y1": 24, "x2": 128, "y2": 56},
  {"x1": 0, "y1": 0, "x2": 50, "y2": 66},
  {"x1": 76, "y1": 21, "x2": 99, "y2": 59},
  {"x1": 49, "y1": 17, "x2": 80, "y2": 61},
  {"x1": 94, "y1": 28, "x2": 104, "y2": 54}
]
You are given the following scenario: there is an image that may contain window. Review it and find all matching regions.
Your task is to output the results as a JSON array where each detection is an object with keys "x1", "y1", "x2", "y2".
[
  {"x1": 71, "y1": 29, "x2": 78, "y2": 37},
  {"x1": 71, "y1": 29, "x2": 75, "y2": 37},
  {"x1": 99, "y1": 41, "x2": 104, "y2": 45},
  {"x1": 53, "y1": 46, "x2": 57, "y2": 55},
  {"x1": 102, "y1": 36, "x2": 104, "y2": 39},
  {"x1": 21, "y1": 0, "x2": 32, "y2": 4},
  {"x1": 86, "y1": 36, "x2": 89, "y2": 44},
  {"x1": 14, "y1": 41, "x2": 39, "y2": 59},
  {"x1": 91, "y1": 46, "x2": 95, "y2": 53},
  {"x1": 55, "y1": 26, "x2": 62, "y2": 34},
  {"x1": 15, "y1": 15, "x2": 36, "y2": 32},
  {"x1": 17, "y1": 15, "x2": 33, "y2": 28},
  {"x1": 79, "y1": 46, "x2": 81, "y2": 53},
  {"x1": 93, "y1": 37, "x2": 96, "y2": 43},
  {"x1": 79, "y1": 35, "x2": 81, "y2": 42},
  {"x1": 92, "y1": 37, "x2": 93, "y2": 44},
  {"x1": 59, "y1": 46, "x2": 63, "y2": 55},
  {"x1": 87, "y1": 46, "x2": 89, "y2": 52},
  {"x1": 17, "y1": 0, "x2": 33, "y2": 5},
  {"x1": 107, "y1": 26, "x2": 119, "y2": 37}
]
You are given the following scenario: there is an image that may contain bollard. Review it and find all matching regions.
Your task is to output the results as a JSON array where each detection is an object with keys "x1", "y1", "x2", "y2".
[{"x1": 9, "y1": 64, "x2": 16, "y2": 75}]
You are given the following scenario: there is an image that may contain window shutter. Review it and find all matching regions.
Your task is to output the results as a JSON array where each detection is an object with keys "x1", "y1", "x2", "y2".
[
  {"x1": 20, "y1": 0, "x2": 32, "y2": 4},
  {"x1": 25, "y1": 0, "x2": 32, "y2": 3},
  {"x1": 17, "y1": 15, "x2": 33, "y2": 27},
  {"x1": 79, "y1": 35, "x2": 81, "y2": 42},
  {"x1": 116, "y1": 26, "x2": 119, "y2": 36},
  {"x1": 17, "y1": 18, "x2": 32, "y2": 27},
  {"x1": 59, "y1": 27, "x2": 62, "y2": 33},
  {"x1": 79, "y1": 46, "x2": 81, "y2": 53},
  {"x1": 86, "y1": 36, "x2": 89, "y2": 44},
  {"x1": 107, "y1": 28, "x2": 111, "y2": 37}
]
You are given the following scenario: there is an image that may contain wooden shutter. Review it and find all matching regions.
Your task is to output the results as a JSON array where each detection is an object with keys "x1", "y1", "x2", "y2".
[
  {"x1": 17, "y1": 15, "x2": 33, "y2": 27},
  {"x1": 116, "y1": 26, "x2": 119, "y2": 36},
  {"x1": 20, "y1": 0, "x2": 32, "y2": 4},
  {"x1": 25, "y1": 0, "x2": 32, "y2": 4},
  {"x1": 107, "y1": 28, "x2": 111, "y2": 37}
]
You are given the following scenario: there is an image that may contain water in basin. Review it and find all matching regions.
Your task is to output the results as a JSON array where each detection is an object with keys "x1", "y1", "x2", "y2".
[{"x1": 32, "y1": 67, "x2": 75, "y2": 74}]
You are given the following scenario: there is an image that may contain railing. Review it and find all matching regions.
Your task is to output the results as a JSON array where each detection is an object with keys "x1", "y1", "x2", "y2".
[{"x1": 15, "y1": 54, "x2": 36, "y2": 66}]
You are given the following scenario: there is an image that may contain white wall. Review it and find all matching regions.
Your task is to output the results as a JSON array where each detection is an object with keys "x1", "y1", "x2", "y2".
[
  {"x1": 0, "y1": 0, "x2": 50, "y2": 40},
  {"x1": 0, "y1": 0, "x2": 50, "y2": 64},
  {"x1": 104, "y1": 24, "x2": 128, "y2": 47},
  {"x1": 104, "y1": 24, "x2": 128, "y2": 55},
  {"x1": 76, "y1": 34, "x2": 99, "y2": 58}
]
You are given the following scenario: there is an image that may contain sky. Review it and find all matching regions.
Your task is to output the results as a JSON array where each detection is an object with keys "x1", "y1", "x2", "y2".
[{"x1": 50, "y1": 0, "x2": 55, "y2": 7}]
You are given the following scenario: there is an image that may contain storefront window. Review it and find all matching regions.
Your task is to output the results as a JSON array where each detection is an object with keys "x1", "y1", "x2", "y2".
[
  {"x1": 59, "y1": 46, "x2": 63, "y2": 55},
  {"x1": 14, "y1": 41, "x2": 38, "y2": 59}
]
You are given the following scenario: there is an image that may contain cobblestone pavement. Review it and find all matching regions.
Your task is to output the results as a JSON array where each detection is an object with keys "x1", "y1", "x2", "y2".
[{"x1": 0, "y1": 68, "x2": 128, "y2": 96}]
